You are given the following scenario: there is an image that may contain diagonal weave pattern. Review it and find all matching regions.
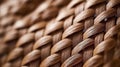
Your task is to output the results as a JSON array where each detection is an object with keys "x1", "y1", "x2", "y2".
[{"x1": 0, "y1": 0, "x2": 120, "y2": 67}]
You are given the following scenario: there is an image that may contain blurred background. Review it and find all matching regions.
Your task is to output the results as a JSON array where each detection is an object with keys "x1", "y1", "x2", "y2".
[{"x1": 0, "y1": 0, "x2": 70, "y2": 67}]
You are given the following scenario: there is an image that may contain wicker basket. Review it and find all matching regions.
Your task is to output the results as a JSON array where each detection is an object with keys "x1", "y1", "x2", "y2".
[{"x1": 0, "y1": 0, "x2": 120, "y2": 67}]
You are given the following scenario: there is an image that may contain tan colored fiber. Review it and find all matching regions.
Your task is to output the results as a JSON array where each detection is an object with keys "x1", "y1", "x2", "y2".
[{"x1": 0, "y1": 0, "x2": 120, "y2": 67}]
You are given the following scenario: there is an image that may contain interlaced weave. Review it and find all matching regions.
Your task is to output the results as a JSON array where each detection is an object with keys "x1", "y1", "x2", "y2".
[{"x1": 0, "y1": 0, "x2": 120, "y2": 67}]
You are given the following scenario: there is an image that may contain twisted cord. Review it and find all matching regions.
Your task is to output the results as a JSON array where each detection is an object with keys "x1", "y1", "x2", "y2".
[
  {"x1": 103, "y1": 5, "x2": 120, "y2": 67},
  {"x1": 3, "y1": 0, "x2": 68, "y2": 66},
  {"x1": 39, "y1": 0, "x2": 86, "y2": 67},
  {"x1": 83, "y1": 0, "x2": 120, "y2": 67},
  {"x1": 20, "y1": 0, "x2": 71, "y2": 67},
  {"x1": 1, "y1": 0, "x2": 120, "y2": 67},
  {"x1": 3, "y1": 33, "x2": 35, "y2": 67},
  {"x1": 62, "y1": 0, "x2": 120, "y2": 67},
  {"x1": 0, "y1": 0, "x2": 44, "y2": 66}
]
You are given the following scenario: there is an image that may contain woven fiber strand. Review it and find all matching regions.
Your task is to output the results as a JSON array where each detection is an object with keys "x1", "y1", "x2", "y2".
[{"x1": 0, "y1": 0, "x2": 120, "y2": 67}]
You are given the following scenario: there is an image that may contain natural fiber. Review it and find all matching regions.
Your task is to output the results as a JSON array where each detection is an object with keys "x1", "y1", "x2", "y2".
[{"x1": 0, "y1": 0, "x2": 120, "y2": 67}]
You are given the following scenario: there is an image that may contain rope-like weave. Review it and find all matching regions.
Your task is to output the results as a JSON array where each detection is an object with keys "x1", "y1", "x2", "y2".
[{"x1": 0, "y1": 0, "x2": 120, "y2": 67}]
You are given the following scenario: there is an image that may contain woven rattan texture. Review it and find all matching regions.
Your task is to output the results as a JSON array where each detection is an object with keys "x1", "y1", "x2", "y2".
[{"x1": 0, "y1": 0, "x2": 120, "y2": 67}]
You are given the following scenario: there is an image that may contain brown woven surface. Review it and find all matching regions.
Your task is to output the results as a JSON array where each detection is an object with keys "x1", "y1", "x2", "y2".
[{"x1": 0, "y1": 0, "x2": 120, "y2": 67}]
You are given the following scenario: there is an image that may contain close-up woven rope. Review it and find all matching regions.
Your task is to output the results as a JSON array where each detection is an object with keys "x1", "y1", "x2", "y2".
[{"x1": 0, "y1": 0, "x2": 120, "y2": 67}]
